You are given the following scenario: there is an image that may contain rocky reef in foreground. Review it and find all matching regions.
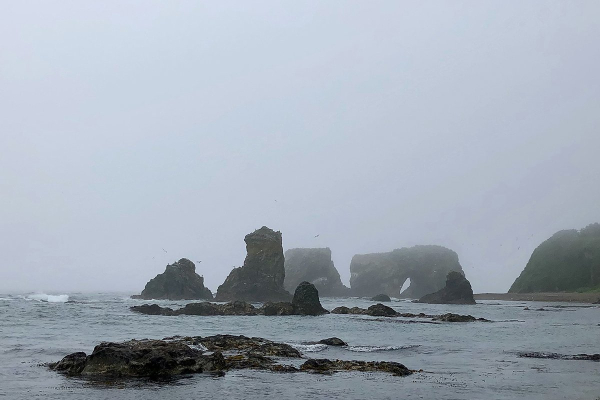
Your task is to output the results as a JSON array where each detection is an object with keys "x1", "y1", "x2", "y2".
[
  {"x1": 49, "y1": 334, "x2": 413, "y2": 379},
  {"x1": 350, "y1": 245, "x2": 466, "y2": 299},
  {"x1": 215, "y1": 226, "x2": 291, "y2": 302},
  {"x1": 417, "y1": 271, "x2": 476, "y2": 304},
  {"x1": 132, "y1": 258, "x2": 213, "y2": 300},
  {"x1": 284, "y1": 248, "x2": 350, "y2": 297},
  {"x1": 509, "y1": 223, "x2": 600, "y2": 293}
]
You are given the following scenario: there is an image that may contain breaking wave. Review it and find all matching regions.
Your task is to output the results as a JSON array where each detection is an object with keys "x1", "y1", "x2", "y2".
[
  {"x1": 26, "y1": 294, "x2": 69, "y2": 303},
  {"x1": 347, "y1": 344, "x2": 420, "y2": 352},
  {"x1": 289, "y1": 343, "x2": 328, "y2": 352}
]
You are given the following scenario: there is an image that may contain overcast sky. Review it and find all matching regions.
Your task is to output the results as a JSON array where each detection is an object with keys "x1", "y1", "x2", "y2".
[{"x1": 1, "y1": 1, "x2": 599, "y2": 294}]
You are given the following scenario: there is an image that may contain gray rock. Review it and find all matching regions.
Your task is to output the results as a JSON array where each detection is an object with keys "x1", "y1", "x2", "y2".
[
  {"x1": 370, "y1": 294, "x2": 391, "y2": 302},
  {"x1": 284, "y1": 248, "x2": 350, "y2": 297},
  {"x1": 132, "y1": 258, "x2": 213, "y2": 300},
  {"x1": 417, "y1": 271, "x2": 476, "y2": 304},
  {"x1": 292, "y1": 281, "x2": 329, "y2": 316},
  {"x1": 350, "y1": 245, "x2": 466, "y2": 298},
  {"x1": 215, "y1": 227, "x2": 291, "y2": 302}
]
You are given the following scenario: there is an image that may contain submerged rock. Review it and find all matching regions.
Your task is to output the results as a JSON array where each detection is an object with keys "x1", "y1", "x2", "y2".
[
  {"x1": 300, "y1": 358, "x2": 411, "y2": 376},
  {"x1": 284, "y1": 248, "x2": 350, "y2": 297},
  {"x1": 350, "y1": 245, "x2": 466, "y2": 299},
  {"x1": 50, "y1": 335, "x2": 413, "y2": 380},
  {"x1": 370, "y1": 294, "x2": 391, "y2": 302},
  {"x1": 215, "y1": 227, "x2": 291, "y2": 302},
  {"x1": 432, "y1": 313, "x2": 488, "y2": 322},
  {"x1": 318, "y1": 337, "x2": 347, "y2": 346},
  {"x1": 132, "y1": 258, "x2": 213, "y2": 300},
  {"x1": 517, "y1": 351, "x2": 600, "y2": 362},
  {"x1": 417, "y1": 271, "x2": 476, "y2": 304}
]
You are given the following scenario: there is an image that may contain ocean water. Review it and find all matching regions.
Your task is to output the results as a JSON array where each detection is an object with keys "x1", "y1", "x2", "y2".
[{"x1": 0, "y1": 293, "x2": 599, "y2": 400}]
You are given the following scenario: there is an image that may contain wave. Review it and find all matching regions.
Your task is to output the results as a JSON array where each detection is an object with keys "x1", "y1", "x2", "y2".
[
  {"x1": 347, "y1": 344, "x2": 420, "y2": 352},
  {"x1": 26, "y1": 294, "x2": 69, "y2": 303},
  {"x1": 289, "y1": 343, "x2": 328, "y2": 352},
  {"x1": 0, "y1": 297, "x2": 14, "y2": 301}
]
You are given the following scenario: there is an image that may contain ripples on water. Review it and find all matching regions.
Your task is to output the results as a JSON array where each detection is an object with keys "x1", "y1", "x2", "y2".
[{"x1": 0, "y1": 293, "x2": 599, "y2": 400}]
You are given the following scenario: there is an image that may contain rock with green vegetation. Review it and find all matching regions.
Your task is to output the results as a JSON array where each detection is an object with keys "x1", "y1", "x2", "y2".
[
  {"x1": 509, "y1": 223, "x2": 600, "y2": 293},
  {"x1": 350, "y1": 245, "x2": 466, "y2": 298},
  {"x1": 284, "y1": 248, "x2": 350, "y2": 297},
  {"x1": 132, "y1": 258, "x2": 213, "y2": 300},
  {"x1": 215, "y1": 226, "x2": 291, "y2": 302}
]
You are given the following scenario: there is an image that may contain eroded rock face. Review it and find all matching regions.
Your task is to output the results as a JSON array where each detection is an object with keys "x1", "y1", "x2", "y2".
[
  {"x1": 300, "y1": 359, "x2": 411, "y2": 376},
  {"x1": 350, "y1": 245, "x2": 465, "y2": 299},
  {"x1": 284, "y1": 248, "x2": 349, "y2": 297},
  {"x1": 215, "y1": 227, "x2": 291, "y2": 302},
  {"x1": 417, "y1": 271, "x2": 476, "y2": 304},
  {"x1": 132, "y1": 258, "x2": 213, "y2": 300}
]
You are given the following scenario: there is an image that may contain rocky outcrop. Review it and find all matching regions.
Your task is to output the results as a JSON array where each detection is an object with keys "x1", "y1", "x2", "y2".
[
  {"x1": 132, "y1": 258, "x2": 212, "y2": 300},
  {"x1": 132, "y1": 282, "x2": 328, "y2": 317},
  {"x1": 330, "y1": 305, "x2": 489, "y2": 322},
  {"x1": 370, "y1": 294, "x2": 391, "y2": 302},
  {"x1": 50, "y1": 335, "x2": 413, "y2": 379},
  {"x1": 509, "y1": 223, "x2": 600, "y2": 293},
  {"x1": 215, "y1": 227, "x2": 291, "y2": 302},
  {"x1": 517, "y1": 351, "x2": 600, "y2": 362},
  {"x1": 349, "y1": 245, "x2": 465, "y2": 299},
  {"x1": 284, "y1": 248, "x2": 349, "y2": 297},
  {"x1": 291, "y1": 281, "x2": 329, "y2": 315},
  {"x1": 417, "y1": 271, "x2": 476, "y2": 304}
]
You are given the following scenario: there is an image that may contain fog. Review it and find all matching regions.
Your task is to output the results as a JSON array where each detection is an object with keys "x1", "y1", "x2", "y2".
[{"x1": 1, "y1": 1, "x2": 599, "y2": 294}]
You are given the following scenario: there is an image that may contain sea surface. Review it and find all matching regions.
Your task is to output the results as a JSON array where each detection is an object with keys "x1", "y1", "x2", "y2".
[{"x1": 0, "y1": 293, "x2": 599, "y2": 400}]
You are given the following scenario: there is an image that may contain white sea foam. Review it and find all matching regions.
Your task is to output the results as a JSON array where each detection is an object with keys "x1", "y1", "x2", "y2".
[
  {"x1": 289, "y1": 343, "x2": 328, "y2": 352},
  {"x1": 347, "y1": 345, "x2": 417, "y2": 352},
  {"x1": 188, "y1": 343, "x2": 209, "y2": 352},
  {"x1": 26, "y1": 294, "x2": 69, "y2": 303}
]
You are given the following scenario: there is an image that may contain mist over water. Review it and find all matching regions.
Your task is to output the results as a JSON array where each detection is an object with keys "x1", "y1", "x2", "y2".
[{"x1": 1, "y1": 1, "x2": 599, "y2": 294}]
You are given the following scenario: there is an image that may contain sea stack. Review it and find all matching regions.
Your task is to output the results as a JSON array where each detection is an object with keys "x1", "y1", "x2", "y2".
[
  {"x1": 417, "y1": 271, "x2": 476, "y2": 304},
  {"x1": 132, "y1": 258, "x2": 213, "y2": 300},
  {"x1": 284, "y1": 248, "x2": 350, "y2": 297},
  {"x1": 509, "y1": 223, "x2": 600, "y2": 293},
  {"x1": 215, "y1": 226, "x2": 291, "y2": 302},
  {"x1": 350, "y1": 245, "x2": 465, "y2": 298}
]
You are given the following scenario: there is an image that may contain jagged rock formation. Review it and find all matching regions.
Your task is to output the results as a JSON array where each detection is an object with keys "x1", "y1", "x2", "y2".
[
  {"x1": 284, "y1": 248, "x2": 349, "y2": 297},
  {"x1": 50, "y1": 335, "x2": 413, "y2": 379},
  {"x1": 215, "y1": 227, "x2": 291, "y2": 302},
  {"x1": 350, "y1": 245, "x2": 465, "y2": 299},
  {"x1": 132, "y1": 258, "x2": 212, "y2": 300},
  {"x1": 132, "y1": 282, "x2": 328, "y2": 316},
  {"x1": 330, "y1": 305, "x2": 489, "y2": 322},
  {"x1": 417, "y1": 271, "x2": 476, "y2": 304},
  {"x1": 509, "y1": 223, "x2": 600, "y2": 293}
]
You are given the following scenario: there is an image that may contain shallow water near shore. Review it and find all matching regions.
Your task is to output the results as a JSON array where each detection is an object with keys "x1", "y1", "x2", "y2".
[{"x1": 1, "y1": 293, "x2": 599, "y2": 400}]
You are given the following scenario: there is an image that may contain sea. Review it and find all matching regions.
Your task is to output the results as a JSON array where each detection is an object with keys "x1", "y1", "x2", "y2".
[{"x1": 0, "y1": 293, "x2": 598, "y2": 400}]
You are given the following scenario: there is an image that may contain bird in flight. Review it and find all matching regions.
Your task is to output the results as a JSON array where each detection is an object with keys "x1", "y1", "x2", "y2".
[
  {"x1": 314, "y1": 234, "x2": 320, "y2": 238},
  {"x1": 162, "y1": 248, "x2": 167, "y2": 253},
  {"x1": 196, "y1": 261, "x2": 202, "y2": 263}
]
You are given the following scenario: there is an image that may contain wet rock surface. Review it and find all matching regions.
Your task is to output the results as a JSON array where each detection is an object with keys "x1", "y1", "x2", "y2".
[
  {"x1": 330, "y1": 305, "x2": 489, "y2": 322},
  {"x1": 517, "y1": 351, "x2": 600, "y2": 362},
  {"x1": 370, "y1": 294, "x2": 391, "y2": 302},
  {"x1": 350, "y1": 245, "x2": 467, "y2": 298},
  {"x1": 317, "y1": 337, "x2": 347, "y2": 346},
  {"x1": 284, "y1": 248, "x2": 350, "y2": 297},
  {"x1": 132, "y1": 258, "x2": 213, "y2": 300},
  {"x1": 49, "y1": 335, "x2": 414, "y2": 380},
  {"x1": 215, "y1": 227, "x2": 291, "y2": 302},
  {"x1": 417, "y1": 271, "x2": 476, "y2": 304}
]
